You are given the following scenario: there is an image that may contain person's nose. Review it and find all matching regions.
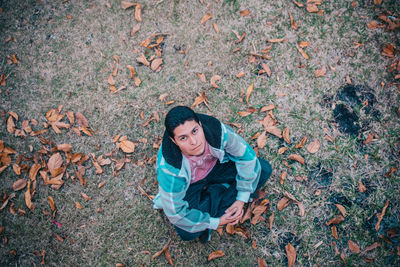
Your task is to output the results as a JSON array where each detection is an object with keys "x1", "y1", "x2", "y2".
[{"x1": 189, "y1": 135, "x2": 196, "y2": 145}]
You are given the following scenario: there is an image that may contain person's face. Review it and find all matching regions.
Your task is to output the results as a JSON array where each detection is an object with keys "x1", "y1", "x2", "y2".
[{"x1": 171, "y1": 120, "x2": 206, "y2": 156}]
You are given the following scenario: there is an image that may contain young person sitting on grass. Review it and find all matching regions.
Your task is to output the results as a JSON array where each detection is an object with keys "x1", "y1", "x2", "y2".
[{"x1": 153, "y1": 106, "x2": 272, "y2": 242}]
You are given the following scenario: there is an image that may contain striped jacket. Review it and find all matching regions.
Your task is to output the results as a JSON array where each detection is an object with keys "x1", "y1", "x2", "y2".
[{"x1": 153, "y1": 113, "x2": 261, "y2": 233}]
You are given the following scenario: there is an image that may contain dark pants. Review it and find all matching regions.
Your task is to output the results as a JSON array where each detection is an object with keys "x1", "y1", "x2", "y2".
[{"x1": 175, "y1": 158, "x2": 272, "y2": 241}]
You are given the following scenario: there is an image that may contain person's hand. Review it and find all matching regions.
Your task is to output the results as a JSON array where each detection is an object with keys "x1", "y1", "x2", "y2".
[
  {"x1": 226, "y1": 200, "x2": 244, "y2": 222},
  {"x1": 218, "y1": 208, "x2": 243, "y2": 226}
]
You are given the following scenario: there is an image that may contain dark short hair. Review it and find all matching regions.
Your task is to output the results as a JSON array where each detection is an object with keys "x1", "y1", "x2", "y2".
[{"x1": 165, "y1": 106, "x2": 200, "y2": 138}]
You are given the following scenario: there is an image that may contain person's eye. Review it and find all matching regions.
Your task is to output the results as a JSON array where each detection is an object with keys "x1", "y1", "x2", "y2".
[
  {"x1": 180, "y1": 136, "x2": 186, "y2": 141},
  {"x1": 193, "y1": 128, "x2": 198, "y2": 134}
]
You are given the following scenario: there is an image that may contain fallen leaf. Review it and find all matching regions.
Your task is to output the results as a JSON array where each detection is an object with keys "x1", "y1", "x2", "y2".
[
  {"x1": 0, "y1": 73, "x2": 6, "y2": 86},
  {"x1": 240, "y1": 9, "x2": 250, "y2": 16},
  {"x1": 374, "y1": 0, "x2": 382, "y2": 4},
  {"x1": 298, "y1": 41, "x2": 310, "y2": 48},
  {"x1": 306, "y1": 139, "x2": 320, "y2": 153},
  {"x1": 210, "y1": 75, "x2": 221, "y2": 88},
  {"x1": 280, "y1": 171, "x2": 287, "y2": 185},
  {"x1": 134, "y1": 3, "x2": 142, "y2": 22},
  {"x1": 208, "y1": 250, "x2": 225, "y2": 261},
  {"x1": 261, "y1": 63, "x2": 271, "y2": 77},
  {"x1": 120, "y1": 140, "x2": 135, "y2": 153},
  {"x1": 196, "y1": 73, "x2": 206, "y2": 83},
  {"x1": 296, "y1": 44, "x2": 309, "y2": 59},
  {"x1": 151, "y1": 58, "x2": 163, "y2": 71},
  {"x1": 236, "y1": 71, "x2": 245, "y2": 78},
  {"x1": 257, "y1": 131, "x2": 267, "y2": 149},
  {"x1": 75, "y1": 201, "x2": 83, "y2": 210},
  {"x1": 278, "y1": 147, "x2": 287, "y2": 154},
  {"x1": 56, "y1": 144, "x2": 72, "y2": 153},
  {"x1": 314, "y1": 66, "x2": 327, "y2": 77},
  {"x1": 134, "y1": 77, "x2": 141, "y2": 86},
  {"x1": 201, "y1": 13, "x2": 212, "y2": 24},
  {"x1": 12, "y1": 179, "x2": 27, "y2": 191},
  {"x1": 285, "y1": 243, "x2": 296, "y2": 267},
  {"x1": 164, "y1": 247, "x2": 173, "y2": 265},
  {"x1": 346, "y1": 74, "x2": 352, "y2": 84},
  {"x1": 126, "y1": 65, "x2": 136, "y2": 79},
  {"x1": 348, "y1": 240, "x2": 360, "y2": 254},
  {"x1": 7, "y1": 116, "x2": 15, "y2": 133},
  {"x1": 306, "y1": 3, "x2": 319, "y2": 13},
  {"x1": 98, "y1": 181, "x2": 106, "y2": 188},
  {"x1": 81, "y1": 192, "x2": 91, "y2": 201},
  {"x1": 362, "y1": 242, "x2": 381, "y2": 254},
  {"x1": 130, "y1": 24, "x2": 140, "y2": 36},
  {"x1": 283, "y1": 127, "x2": 290, "y2": 144},
  {"x1": 335, "y1": 204, "x2": 346, "y2": 217},
  {"x1": 381, "y1": 43, "x2": 395, "y2": 58},
  {"x1": 277, "y1": 197, "x2": 290, "y2": 210},
  {"x1": 107, "y1": 74, "x2": 115, "y2": 85},
  {"x1": 260, "y1": 104, "x2": 275, "y2": 112},
  {"x1": 11, "y1": 54, "x2": 18, "y2": 64},
  {"x1": 246, "y1": 83, "x2": 254, "y2": 103},
  {"x1": 258, "y1": 258, "x2": 267, "y2": 267},
  {"x1": 293, "y1": 0, "x2": 304, "y2": 7},
  {"x1": 375, "y1": 200, "x2": 389, "y2": 231},
  {"x1": 25, "y1": 181, "x2": 34, "y2": 211},
  {"x1": 268, "y1": 38, "x2": 286, "y2": 43},
  {"x1": 48, "y1": 196, "x2": 55, "y2": 211},
  {"x1": 29, "y1": 163, "x2": 41, "y2": 181},
  {"x1": 48, "y1": 153, "x2": 63, "y2": 174},
  {"x1": 212, "y1": 22, "x2": 219, "y2": 33},
  {"x1": 326, "y1": 215, "x2": 345, "y2": 226},
  {"x1": 121, "y1": 1, "x2": 136, "y2": 10},
  {"x1": 358, "y1": 180, "x2": 367, "y2": 193},
  {"x1": 268, "y1": 213, "x2": 274, "y2": 230},
  {"x1": 384, "y1": 167, "x2": 397, "y2": 177},
  {"x1": 136, "y1": 54, "x2": 150, "y2": 66},
  {"x1": 75, "y1": 112, "x2": 89, "y2": 128},
  {"x1": 266, "y1": 126, "x2": 282, "y2": 138},
  {"x1": 287, "y1": 154, "x2": 305, "y2": 165},
  {"x1": 331, "y1": 226, "x2": 339, "y2": 240},
  {"x1": 289, "y1": 11, "x2": 298, "y2": 30}
]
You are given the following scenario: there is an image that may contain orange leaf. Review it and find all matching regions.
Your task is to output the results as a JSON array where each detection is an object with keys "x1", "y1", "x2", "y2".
[
  {"x1": 48, "y1": 196, "x2": 55, "y2": 211},
  {"x1": 126, "y1": 65, "x2": 136, "y2": 79},
  {"x1": 201, "y1": 13, "x2": 212, "y2": 24},
  {"x1": 283, "y1": 127, "x2": 290, "y2": 144},
  {"x1": 107, "y1": 74, "x2": 115, "y2": 85},
  {"x1": 298, "y1": 41, "x2": 310, "y2": 48},
  {"x1": 212, "y1": 22, "x2": 219, "y2": 33},
  {"x1": 287, "y1": 154, "x2": 305, "y2": 165},
  {"x1": 277, "y1": 197, "x2": 290, "y2": 211},
  {"x1": 346, "y1": 74, "x2": 352, "y2": 84},
  {"x1": 121, "y1": 1, "x2": 136, "y2": 10},
  {"x1": 136, "y1": 54, "x2": 150, "y2": 66},
  {"x1": 240, "y1": 9, "x2": 250, "y2": 16},
  {"x1": 289, "y1": 11, "x2": 298, "y2": 30},
  {"x1": 358, "y1": 180, "x2": 367, "y2": 193},
  {"x1": 210, "y1": 75, "x2": 221, "y2": 88},
  {"x1": 278, "y1": 147, "x2": 287, "y2": 154},
  {"x1": 285, "y1": 243, "x2": 296, "y2": 267},
  {"x1": 258, "y1": 258, "x2": 267, "y2": 267},
  {"x1": 134, "y1": 3, "x2": 142, "y2": 22},
  {"x1": 7, "y1": 116, "x2": 15, "y2": 133},
  {"x1": 293, "y1": 0, "x2": 304, "y2": 7},
  {"x1": 280, "y1": 171, "x2": 287, "y2": 185},
  {"x1": 196, "y1": 73, "x2": 206, "y2": 83},
  {"x1": 48, "y1": 153, "x2": 63, "y2": 174},
  {"x1": 134, "y1": 77, "x2": 141, "y2": 86},
  {"x1": 326, "y1": 215, "x2": 345, "y2": 226},
  {"x1": 25, "y1": 181, "x2": 34, "y2": 211},
  {"x1": 75, "y1": 201, "x2": 83, "y2": 210},
  {"x1": 75, "y1": 112, "x2": 89, "y2": 128},
  {"x1": 130, "y1": 24, "x2": 141, "y2": 36},
  {"x1": 306, "y1": 139, "x2": 320, "y2": 153},
  {"x1": 56, "y1": 144, "x2": 72, "y2": 152},
  {"x1": 98, "y1": 181, "x2": 106, "y2": 188},
  {"x1": 385, "y1": 167, "x2": 397, "y2": 177},
  {"x1": 314, "y1": 66, "x2": 327, "y2": 77},
  {"x1": 207, "y1": 250, "x2": 225, "y2": 261},
  {"x1": 12, "y1": 179, "x2": 27, "y2": 191},
  {"x1": 236, "y1": 71, "x2": 245, "y2": 78},
  {"x1": 0, "y1": 73, "x2": 6, "y2": 86},
  {"x1": 268, "y1": 38, "x2": 286, "y2": 43},
  {"x1": 151, "y1": 58, "x2": 163, "y2": 71},
  {"x1": 296, "y1": 44, "x2": 309, "y2": 59},
  {"x1": 164, "y1": 247, "x2": 173, "y2": 265},
  {"x1": 375, "y1": 200, "x2": 389, "y2": 231},
  {"x1": 120, "y1": 140, "x2": 135, "y2": 153},
  {"x1": 260, "y1": 104, "x2": 275, "y2": 112},
  {"x1": 81, "y1": 192, "x2": 91, "y2": 201},
  {"x1": 261, "y1": 63, "x2": 271, "y2": 77},
  {"x1": 331, "y1": 226, "x2": 339, "y2": 240},
  {"x1": 246, "y1": 83, "x2": 254, "y2": 103},
  {"x1": 29, "y1": 163, "x2": 41, "y2": 181},
  {"x1": 296, "y1": 136, "x2": 308, "y2": 148},
  {"x1": 257, "y1": 131, "x2": 267, "y2": 149},
  {"x1": 335, "y1": 204, "x2": 346, "y2": 217},
  {"x1": 348, "y1": 240, "x2": 360, "y2": 254}
]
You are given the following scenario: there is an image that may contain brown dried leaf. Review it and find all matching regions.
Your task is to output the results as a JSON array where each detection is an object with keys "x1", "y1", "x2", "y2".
[
  {"x1": 75, "y1": 201, "x2": 83, "y2": 210},
  {"x1": 210, "y1": 75, "x2": 221, "y2": 88},
  {"x1": 126, "y1": 65, "x2": 136, "y2": 79},
  {"x1": 268, "y1": 38, "x2": 286, "y2": 43},
  {"x1": 75, "y1": 112, "x2": 89, "y2": 128},
  {"x1": 260, "y1": 104, "x2": 275, "y2": 112},
  {"x1": 212, "y1": 22, "x2": 219, "y2": 33},
  {"x1": 335, "y1": 204, "x2": 346, "y2": 217},
  {"x1": 130, "y1": 24, "x2": 140, "y2": 36},
  {"x1": 280, "y1": 171, "x2": 287, "y2": 185},
  {"x1": 240, "y1": 9, "x2": 250, "y2": 16},
  {"x1": 56, "y1": 144, "x2": 72, "y2": 153},
  {"x1": 289, "y1": 11, "x2": 298, "y2": 30},
  {"x1": 296, "y1": 44, "x2": 309, "y2": 59},
  {"x1": 134, "y1": 3, "x2": 142, "y2": 22},
  {"x1": 151, "y1": 58, "x2": 163, "y2": 71},
  {"x1": 375, "y1": 200, "x2": 389, "y2": 231},
  {"x1": 121, "y1": 1, "x2": 136, "y2": 10},
  {"x1": 358, "y1": 180, "x2": 367, "y2": 193},
  {"x1": 278, "y1": 147, "x2": 287, "y2": 154},
  {"x1": 326, "y1": 215, "x2": 345, "y2": 226},
  {"x1": 314, "y1": 65, "x2": 327, "y2": 77},
  {"x1": 285, "y1": 243, "x2": 296, "y2": 267},
  {"x1": 306, "y1": 139, "x2": 320, "y2": 153},
  {"x1": 107, "y1": 74, "x2": 115, "y2": 85},
  {"x1": 13, "y1": 179, "x2": 27, "y2": 191},
  {"x1": 348, "y1": 240, "x2": 361, "y2": 254},
  {"x1": 283, "y1": 127, "x2": 290, "y2": 144},
  {"x1": 25, "y1": 181, "x2": 34, "y2": 211},
  {"x1": 331, "y1": 226, "x2": 339, "y2": 240},
  {"x1": 258, "y1": 258, "x2": 267, "y2": 267},
  {"x1": 29, "y1": 163, "x2": 41, "y2": 181},
  {"x1": 81, "y1": 192, "x2": 91, "y2": 201},
  {"x1": 7, "y1": 116, "x2": 15, "y2": 133},
  {"x1": 277, "y1": 197, "x2": 290, "y2": 211},
  {"x1": 120, "y1": 140, "x2": 135, "y2": 153},
  {"x1": 293, "y1": 0, "x2": 304, "y2": 7},
  {"x1": 201, "y1": 13, "x2": 212, "y2": 24},
  {"x1": 385, "y1": 167, "x2": 397, "y2": 177},
  {"x1": 48, "y1": 153, "x2": 63, "y2": 174},
  {"x1": 287, "y1": 154, "x2": 305, "y2": 165},
  {"x1": 136, "y1": 54, "x2": 150, "y2": 66},
  {"x1": 48, "y1": 196, "x2": 55, "y2": 211},
  {"x1": 196, "y1": 73, "x2": 206, "y2": 83},
  {"x1": 261, "y1": 63, "x2": 271, "y2": 77},
  {"x1": 134, "y1": 77, "x2": 141, "y2": 86},
  {"x1": 256, "y1": 131, "x2": 267, "y2": 149},
  {"x1": 207, "y1": 250, "x2": 225, "y2": 261},
  {"x1": 246, "y1": 83, "x2": 254, "y2": 103}
]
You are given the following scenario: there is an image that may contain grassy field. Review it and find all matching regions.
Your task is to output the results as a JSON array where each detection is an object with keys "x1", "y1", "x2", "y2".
[{"x1": 0, "y1": 0, "x2": 399, "y2": 266}]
